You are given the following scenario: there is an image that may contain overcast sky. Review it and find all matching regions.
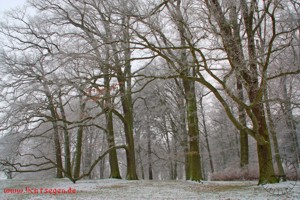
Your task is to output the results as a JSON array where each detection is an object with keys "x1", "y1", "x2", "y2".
[{"x1": 0, "y1": 0, "x2": 27, "y2": 15}]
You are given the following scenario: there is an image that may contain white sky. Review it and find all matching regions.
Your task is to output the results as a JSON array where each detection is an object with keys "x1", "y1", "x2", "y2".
[{"x1": 0, "y1": 0, "x2": 27, "y2": 15}]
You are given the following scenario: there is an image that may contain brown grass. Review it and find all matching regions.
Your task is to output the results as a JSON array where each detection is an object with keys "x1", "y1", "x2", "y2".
[{"x1": 97, "y1": 184, "x2": 127, "y2": 189}]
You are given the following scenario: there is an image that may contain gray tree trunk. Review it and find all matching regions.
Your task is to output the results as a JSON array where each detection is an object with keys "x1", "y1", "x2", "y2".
[
  {"x1": 265, "y1": 88, "x2": 285, "y2": 180},
  {"x1": 73, "y1": 95, "x2": 85, "y2": 179},
  {"x1": 58, "y1": 92, "x2": 72, "y2": 178},
  {"x1": 199, "y1": 96, "x2": 214, "y2": 174},
  {"x1": 237, "y1": 79, "x2": 249, "y2": 168},
  {"x1": 281, "y1": 77, "x2": 300, "y2": 164}
]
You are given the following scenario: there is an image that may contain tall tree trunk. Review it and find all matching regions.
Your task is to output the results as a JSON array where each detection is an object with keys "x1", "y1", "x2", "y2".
[
  {"x1": 99, "y1": 11, "x2": 137, "y2": 180},
  {"x1": 122, "y1": 105, "x2": 138, "y2": 180},
  {"x1": 73, "y1": 95, "x2": 85, "y2": 179},
  {"x1": 99, "y1": 158, "x2": 105, "y2": 179},
  {"x1": 206, "y1": 0, "x2": 277, "y2": 183},
  {"x1": 136, "y1": 129, "x2": 145, "y2": 179},
  {"x1": 58, "y1": 92, "x2": 72, "y2": 178},
  {"x1": 177, "y1": 89, "x2": 190, "y2": 180},
  {"x1": 117, "y1": 16, "x2": 138, "y2": 180},
  {"x1": 99, "y1": 135, "x2": 106, "y2": 179},
  {"x1": 53, "y1": 125, "x2": 63, "y2": 178},
  {"x1": 104, "y1": 69, "x2": 121, "y2": 179},
  {"x1": 106, "y1": 109, "x2": 121, "y2": 179},
  {"x1": 73, "y1": 126, "x2": 83, "y2": 179},
  {"x1": 169, "y1": 113, "x2": 179, "y2": 180},
  {"x1": 281, "y1": 77, "x2": 300, "y2": 165},
  {"x1": 240, "y1": 0, "x2": 276, "y2": 184},
  {"x1": 181, "y1": 105, "x2": 190, "y2": 180},
  {"x1": 172, "y1": 0, "x2": 202, "y2": 181},
  {"x1": 164, "y1": 115, "x2": 174, "y2": 180},
  {"x1": 174, "y1": 80, "x2": 190, "y2": 179},
  {"x1": 173, "y1": 138, "x2": 178, "y2": 180},
  {"x1": 199, "y1": 96, "x2": 214, "y2": 174},
  {"x1": 41, "y1": 81, "x2": 63, "y2": 178},
  {"x1": 247, "y1": 26, "x2": 277, "y2": 186},
  {"x1": 83, "y1": 131, "x2": 93, "y2": 179},
  {"x1": 264, "y1": 88, "x2": 285, "y2": 180},
  {"x1": 237, "y1": 78, "x2": 249, "y2": 168},
  {"x1": 147, "y1": 126, "x2": 153, "y2": 180},
  {"x1": 183, "y1": 79, "x2": 203, "y2": 181},
  {"x1": 252, "y1": 102, "x2": 277, "y2": 184}
]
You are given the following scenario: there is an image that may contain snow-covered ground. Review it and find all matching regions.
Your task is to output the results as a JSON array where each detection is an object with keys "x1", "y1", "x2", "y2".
[{"x1": 0, "y1": 178, "x2": 299, "y2": 200}]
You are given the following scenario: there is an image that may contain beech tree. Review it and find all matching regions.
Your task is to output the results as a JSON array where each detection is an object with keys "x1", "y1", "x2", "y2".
[
  {"x1": 0, "y1": 11, "x2": 64, "y2": 177},
  {"x1": 129, "y1": 0, "x2": 299, "y2": 183},
  {"x1": 29, "y1": 0, "x2": 152, "y2": 180}
]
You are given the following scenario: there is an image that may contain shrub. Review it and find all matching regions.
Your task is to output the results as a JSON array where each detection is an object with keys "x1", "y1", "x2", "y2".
[{"x1": 211, "y1": 164, "x2": 259, "y2": 181}]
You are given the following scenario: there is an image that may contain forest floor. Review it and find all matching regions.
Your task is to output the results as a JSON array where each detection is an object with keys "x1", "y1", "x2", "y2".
[{"x1": 0, "y1": 178, "x2": 299, "y2": 200}]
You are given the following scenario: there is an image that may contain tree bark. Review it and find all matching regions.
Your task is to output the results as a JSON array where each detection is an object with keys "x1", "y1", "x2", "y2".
[
  {"x1": 164, "y1": 115, "x2": 174, "y2": 180},
  {"x1": 177, "y1": 89, "x2": 190, "y2": 180},
  {"x1": 58, "y1": 92, "x2": 72, "y2": 178},
  {"x1": 73, "y1": 95, "x2": 85, "y2": 179},
  {"x1": 252, "y1": 103, "x2": 277, "y2": 184},
  {"x1": 118, "y1": 16, "x2": 138, "y2": 180},
  {"x1": 99, "y1": 12, "x2": 137, "y2": 180},
  {"x1": 41, "y1": 80, "x2": 63, "y2": 178},
  {"x1": 237, "y1": 79, "x2": 249, "y2": 168},
  {"x1": 171, "y1": 0, "x2": 202, "y2": 181},
  {"x1": 264, "y1": 88, "x2": 285, "y2": 181},
  {"x1": 53, "y1": 125, "x2": 63, "y2": 178},
  {"x1": 104, "y1": 67, "x2": 121, "y2": 179},
  {"x1": 73, "y1": 126, "x2": 83, "y2": 179},
  {"x1": 182, "y1": 79, "x2": 203, "y2": 181},
  {"x1": 173, "y1": 138, "x2": 178, "y2": 180},
  {"x1": 206, "y1": 0, "x2": 277, "y2": 183},
  {"x1": 99, "y1": 135, "x2": 106, "y2": 179},
  {"x1": 106, "y1": 110, "x2": 121, "y2": 179},
  {"x1": 147, "y1": 126, "x2": 153, "y2": 180},
  {"x1": 135, "y1": 127, "x2": 145, "y2": 179},
  {"x1": 199, "y1": 96, "x2": 214, "y2": 174},
  {"x1": 281, "y1": 77, "x2": 300, "y2": 165}
]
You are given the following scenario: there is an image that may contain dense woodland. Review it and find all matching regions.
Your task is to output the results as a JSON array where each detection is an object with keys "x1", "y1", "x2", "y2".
[{"x1": 0, "y1": 0, "x2": 299, "y2": 185}]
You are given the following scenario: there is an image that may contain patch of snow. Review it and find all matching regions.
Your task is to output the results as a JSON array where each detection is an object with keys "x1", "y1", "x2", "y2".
[{"x1": 0, "y1": 179, "x2": 299, "y2": 199}]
